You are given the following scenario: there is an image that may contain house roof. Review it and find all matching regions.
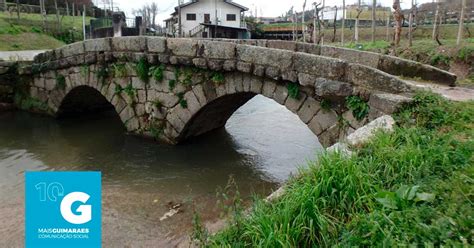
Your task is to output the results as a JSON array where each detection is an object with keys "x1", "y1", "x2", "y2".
[{"x1": 171, "y1": 0, "x2": 249, "y2": 15}]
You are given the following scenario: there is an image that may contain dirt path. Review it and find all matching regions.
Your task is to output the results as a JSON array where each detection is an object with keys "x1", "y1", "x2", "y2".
[{"x1": 407, "y1": 80, "x2": 474, "y2": 102}]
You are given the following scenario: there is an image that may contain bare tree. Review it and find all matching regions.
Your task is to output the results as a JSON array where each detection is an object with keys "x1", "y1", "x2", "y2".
[
  {"x1": 312, "y1": 2, "x2": 323, "y2": 44},
  {"x1": 150, "y1": 2, "x2": 158, "y2": 28},
  {"x1": 371, "y1": 0, "x2": 376, "y2": 43},
  {"x1": 392, "y1": 0, "x2": 402, "y2": 48},
  {"x1": 432, "y1": 0, "x2": 442, "y2": 45},
  {"x1": 457, "y1": 0, "x2": 466, "y2": 45},
  {"x1": 341, "y1": 0, "x2": 346, "y2": 45},
  {"x1": 354, "y1": 0, "x2": 362, "y2": 42}
]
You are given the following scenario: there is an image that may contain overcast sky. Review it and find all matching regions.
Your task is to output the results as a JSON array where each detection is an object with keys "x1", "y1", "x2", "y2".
[{"x1": 104, "y1": 0, "x2": 433, "y2": 24}]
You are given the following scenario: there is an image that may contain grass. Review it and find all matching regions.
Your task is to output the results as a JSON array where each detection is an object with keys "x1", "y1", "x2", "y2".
[
  {"x1": 202, "y1": 91, "x2": 473, "y2": 247},
  {"x1": 0, "y1": 12, "x2": 93, "y2": 51}
]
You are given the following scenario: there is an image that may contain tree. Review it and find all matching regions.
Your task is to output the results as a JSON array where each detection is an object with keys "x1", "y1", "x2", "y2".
[
  {"x1": 457, "y1": 0, "x2": 466, "y2": 45},
  {"x1": 341, "y1": 0, "x2": 345, "y2": 45},
  {"x1": 371, "y1": 0, "x2": 376, "y2": 43},
  {"x1": 392, "y1": 0, "x2": 402, "y2": 48},
  {"x1": 432, "y1": 0, "x2": 442, "y2": 45}
]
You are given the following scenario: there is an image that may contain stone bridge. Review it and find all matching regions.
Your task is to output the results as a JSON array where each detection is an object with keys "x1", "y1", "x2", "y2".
[{"x1": 14, "y1": 37, "x2": 455, "y2": 147}]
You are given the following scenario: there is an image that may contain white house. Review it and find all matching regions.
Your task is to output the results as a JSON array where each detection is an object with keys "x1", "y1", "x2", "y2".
[{"x1": 165, "y1": 0, "x2": 249, "y2": 39}]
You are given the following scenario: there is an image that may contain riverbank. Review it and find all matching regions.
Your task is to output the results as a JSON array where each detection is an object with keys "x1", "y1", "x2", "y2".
[{"x1": 199, "y1": 91, "x2": 473, "y2": 246}]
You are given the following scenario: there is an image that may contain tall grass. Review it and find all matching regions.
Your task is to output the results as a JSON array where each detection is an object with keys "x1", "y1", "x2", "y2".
[{"x1": 207, "y1": 92, "x2": 473, "y2": 247}]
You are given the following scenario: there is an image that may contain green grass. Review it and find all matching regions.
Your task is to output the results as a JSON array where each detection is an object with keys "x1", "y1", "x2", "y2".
[
  {"x1": 204, "y1": 92, "x2": 474, "y2": 247},
  {"x1": 0, "y1": 12, "x2": 93, "y2": 51}
]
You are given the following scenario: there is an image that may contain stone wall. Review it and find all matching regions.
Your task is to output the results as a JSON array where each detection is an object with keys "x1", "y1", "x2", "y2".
[
  {"x1": 20, "y1": 37, "x2": 416, "y2": 147},
  {"x1": 204, "y1": 39, "x2": 457, "y2": 86},
  {"x1": 0, "y1": 61, "x2": 18, "y2": 111}
]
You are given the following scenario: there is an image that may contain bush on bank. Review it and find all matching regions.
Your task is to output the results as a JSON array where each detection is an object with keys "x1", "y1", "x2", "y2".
[{"x1": 199, "y1": 92, "x2": 473, "y2": 247}]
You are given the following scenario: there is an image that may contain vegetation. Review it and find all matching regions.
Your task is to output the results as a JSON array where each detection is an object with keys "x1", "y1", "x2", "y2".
[
  {"x1": 96, "y1": 66, "x2": 109, "y2": 85},
  {"x1": 201, "y1": 92, "x2": 473, "y2": 247},
  {"x1": 151, "y1": 64, "x2": 165, "y2": 82},
  {"x1": 112, "y1": 63, "x2": 127, "y2": 78},
  {"x1": 210, "y1": 72, "x2": 225, "y2": 85},
  {"x1": 14, "y1": 94, "x2": 49, "y2": 112},
  {"x1": 0, "y1": 12, "x2": 93, "y2": 50},
  {"x1": 345, "y1": 95, "x2": 370, "y2": 121},
  {"x1": 123, "y1": 83, "x2": 137, "y2": 99},
  {"x1": 286, "y1": 82, "x2": 299, "y2": 99},
  {"x1": 320, "y1": 99, "x2": 331, "y2": 110},
  {"x1": 135, "y1": 57, "x2": 150, "y2": 84},
  {"x1": 168, "y1": 79, "x2": 176, "y2": 91},
  {"x1": 177, "y1": 92, "x2": 187, "y2": 109},
  {"x1": 55, "y1": 74, "x2": 66, "y2": 90}
]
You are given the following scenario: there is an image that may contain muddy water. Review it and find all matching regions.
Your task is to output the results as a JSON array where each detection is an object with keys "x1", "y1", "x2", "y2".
[{"x1": 0, "y1": 95, "x2": 322, "y2": 247}]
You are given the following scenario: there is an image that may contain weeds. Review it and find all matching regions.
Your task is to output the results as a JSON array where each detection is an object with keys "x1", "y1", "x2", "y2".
[
  {"x1": 346, "y1": 95, "x2": 369, "y2": 121},
  {"x1": 112, "y1": 63, "x2": 127, "y2": 78},
  {"x1": 135, "y1": 57, "x2": 150, "y2": 83},
  {"x1": 210, "y1": 72, "x2": 225, "y2": 84},
  {"x1": 177, "y1": 92, "x2": 188, "y2": 108},
  {"x1": 55, "y1": 74, "x2": 66, "y2": 90},
  {"x1": 286, "y1": 82, "x2": 299, "y2": 99},
  {"x1": 151, "y1": 64, "x2": 165, "y2": 82}
]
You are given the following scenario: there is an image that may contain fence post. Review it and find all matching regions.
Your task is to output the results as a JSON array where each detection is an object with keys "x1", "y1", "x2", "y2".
[{"x1": 82, "y1": 5, "x2": 86, "y2": 40}]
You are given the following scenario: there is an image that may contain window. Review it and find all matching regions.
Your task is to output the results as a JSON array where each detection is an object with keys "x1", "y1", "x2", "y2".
[
  {"x1": 226, "y1": 14, "x2": 236, "y2": 21},
  {"x1": 186, "y1": 13, "x2": 196, "y2": 21}
]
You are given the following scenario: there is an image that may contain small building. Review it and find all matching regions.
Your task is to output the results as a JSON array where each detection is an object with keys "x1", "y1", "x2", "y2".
[{"x1": 164, "y1": 0, "x2": 249, "y2": 39}]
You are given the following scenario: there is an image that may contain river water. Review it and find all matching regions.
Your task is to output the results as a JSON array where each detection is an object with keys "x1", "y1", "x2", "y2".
[{"x1": 0, "y1": 95, "x2": 322, "y2": 247}]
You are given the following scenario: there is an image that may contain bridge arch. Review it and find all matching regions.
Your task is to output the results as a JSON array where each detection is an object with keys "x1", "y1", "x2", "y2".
[{"x1": 25, "y1": 37, "x2": 418, "y2": 147}]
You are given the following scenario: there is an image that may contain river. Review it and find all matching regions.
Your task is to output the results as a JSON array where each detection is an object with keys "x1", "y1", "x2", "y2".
[{"x1": 0, "y1": 95, "x2": 322, "y2": 247}]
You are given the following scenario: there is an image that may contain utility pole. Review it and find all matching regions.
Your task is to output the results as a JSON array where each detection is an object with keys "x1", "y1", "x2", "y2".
[
  {"x1": 457, "y1": 0, "x2": 466, "y2": 45},
  {"x1": 371, "y1": 0, "x2": 376, "y2": 43},
  {"x1": 408, "y1": 0, "x2": 415, "y2": 47},
  {"x1": 321, "y1": 0, "x2": 325, "y2": 45},
  {"x1": 178, "y1": 0, "x2": 182, "y2": 37},
  {"x1": 82, "y1": 5, "x2": 86, "y2": 40},
  {"x1": 302, "y1": 0, "x2": 307, "y2": 42},
  {"x1": 341, "y1": 0, "x2": 346, "y2": 45},
  {"x1": 313, "y1": 2, "x2": 317, "y2": 43}
]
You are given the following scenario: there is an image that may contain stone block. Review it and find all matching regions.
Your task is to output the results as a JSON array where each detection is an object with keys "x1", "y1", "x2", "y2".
[
  {"x1": 273, "y1": 84, "x2": 288, "y2": 105},
  {"x1": 285, "y1": 92, "x2": 307, "y2": 114},
  {"x1": 237, "y1": 45, "x2": 293, "y2": 70},
  {"x1": 318, "y1": 124, "x2": 340, "y2": 147},
  {"x1": 84, "y1": 38, "x2": 111, "y2": 52},
  {"x1": 147, "y1": 37, "x2": 167, "y2": 53},
  {"x1": 267, "y1": 40, "x2": 297, "y2": 51},
  {"x1": 293, "y1": 53, "x2": 347, "y2": 81},
  {"x1": 346, "y1": 115, "x2": 395, "y2": 146},
  {"x1": 312, "y1": 109, "x2": 339, "y2": 132},
  {"x1": 297, "y1": 73, "x2": 314, "y2": 87},
  {"x1": 297, "y1": 97, "x2": 321, "y2": 123},
  {"x1": 112, "y1": 37, "x2": 147, "y2": 52},
  {"x1": 369, "y1": 93, "x2": 412, "y2": 114},
  {"x1": 61, "y1": 42, "x2": 84, "y2": 58},
  {"x1": 236, "y1": 61, "x2": 252, "y2": 73},
  {"x1": 167, "y1": 38, "x2": 198, "y2": 57},
  {"x1": 223, "y1": 60, "x2": 236, "y2": 71},
  {"x1": 192, "y1": 85, "x2": 207, "y2": 106},
  {"x1": 198, "y1": 40, "x2": 236, "y2": 59},
  {"x1": 314, "y1": 78, "x2": 353, "y2": 98},
  {"x1": 184, "y1": 91, "x2": 201, "y2": 115},
  {"x1": 261, "y1": 79, "x2": 277, "y2": 99}
]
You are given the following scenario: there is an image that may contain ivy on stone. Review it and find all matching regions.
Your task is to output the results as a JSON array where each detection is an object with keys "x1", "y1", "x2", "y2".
[
  {"x1": 210, "y1": 72, "x2": 225, "y2": 84},
  {"x1": 151, "y1": 64, "x2": 165, "y2": 82}
]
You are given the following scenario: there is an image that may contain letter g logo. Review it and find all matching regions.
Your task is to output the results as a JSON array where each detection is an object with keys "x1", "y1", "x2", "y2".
[{"x1": 60, "y1": 192, "x2": 92, "y2": 224}]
